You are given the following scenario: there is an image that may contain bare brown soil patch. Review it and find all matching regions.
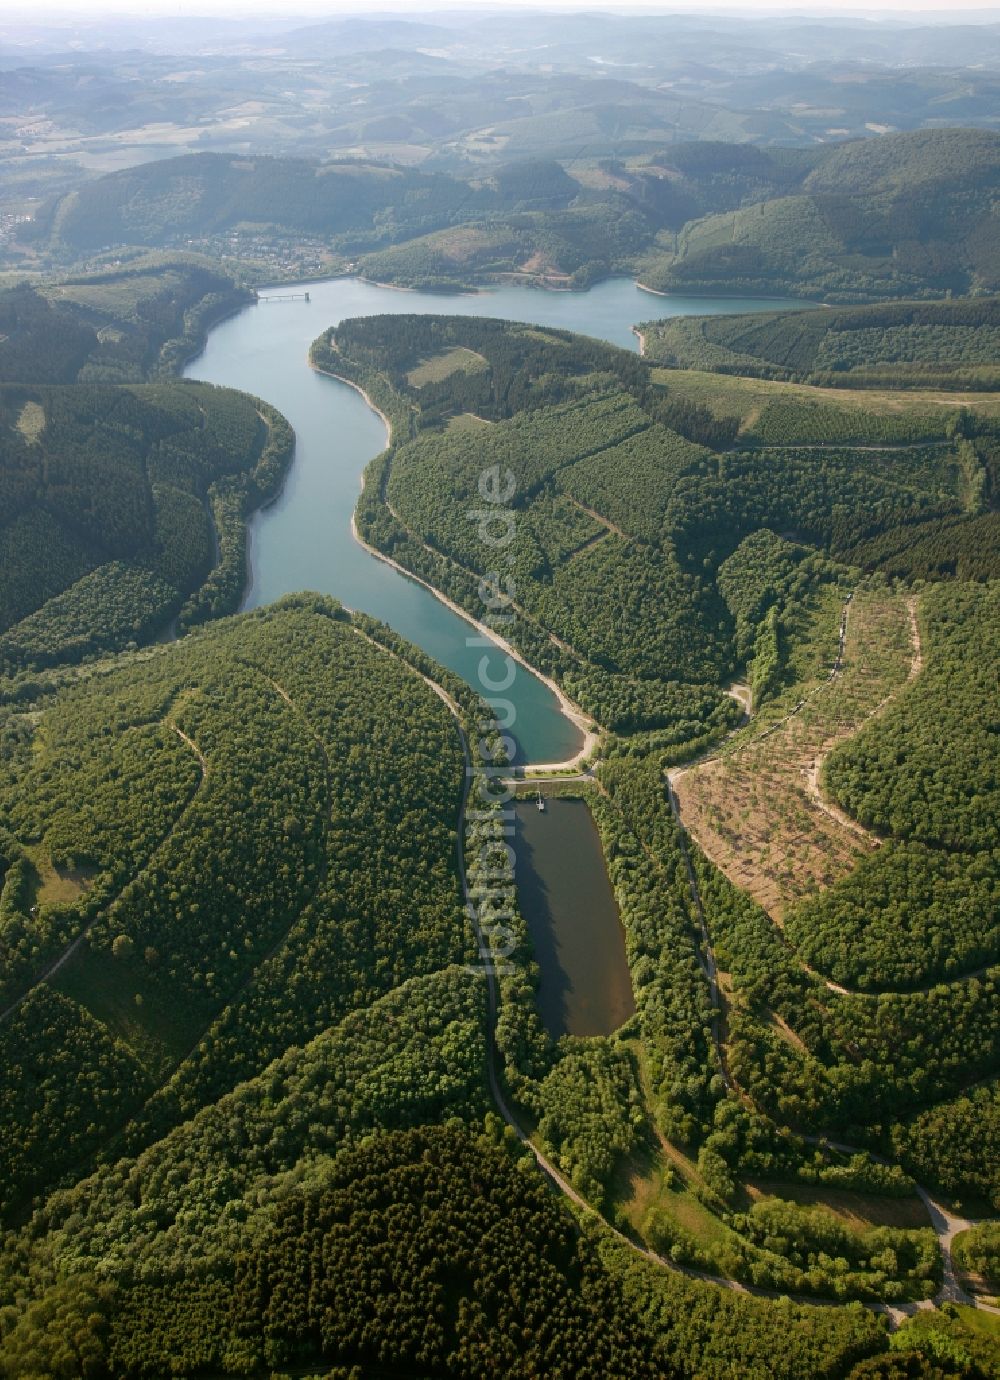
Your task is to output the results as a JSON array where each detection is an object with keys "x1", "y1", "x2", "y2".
[{"x1": 672, "y1": 589, "x2": 918, "y2": 919}]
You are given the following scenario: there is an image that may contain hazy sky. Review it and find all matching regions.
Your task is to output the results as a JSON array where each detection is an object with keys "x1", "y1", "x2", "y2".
[{"x1": 9, "y1": 0, "x2": 1000, "y2": 17}]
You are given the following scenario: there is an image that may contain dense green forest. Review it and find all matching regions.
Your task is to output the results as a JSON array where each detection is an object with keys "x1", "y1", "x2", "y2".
[
  {"x1": 642, "y1": 297, "x2": 1000, "y2": 390},
  {"x1": 0, "y1": 594, "x2": 478, "y2": 1211},
  {"x1": 0, "y1": 1114, "x2": 887, "y2": 1379},
  {"x1": 323, "y1": 313, "x2": 978, "y2": 740},
  {"x1": 305, "y1": 312, "x2": 1000, "y2": 1325},
  {"x1": 0, "y1": 380, "x2": 291, "y2": 671},
  {"x1": 0, "y1": 267, "x2": 252, "y2": 384},
  {"x1": 18, "y1": 130, "x2": 1000, "y2": 303},
  {"x1": 0, "y1": 260, "x2": 293, "y2": 670},
  {"x1": 0, "y1": 592, "x2": 899, "y2": 1378},
  {"x1": 637, "y1": 130, "x2": 1000, "y2": 301},
  {"x1": 3, "y1": 245, "x2": 1000, "y2": 1369}
]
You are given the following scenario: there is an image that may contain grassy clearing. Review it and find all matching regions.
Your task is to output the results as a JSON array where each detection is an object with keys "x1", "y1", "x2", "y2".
[
  {"x1": 519, "y1": 328, "x2": 571, "y2": 346},
  {"x1": 23, "y1": 849, "x2": 92, "y2": 907},
  {"x1": 673, "y1": 587, "x2": 917, "y2": 920},
  {"x1": 15, "y1": 401, "x2": 45, "y2": 444},
  {"x1": 52, "y1": 943, "x2": 195, "y2": 1079},
  {"x1": 612, "y1": 1141, "x2": 737, "y2": 1258},
  {"x1": 445, "y1": 411, "x2": 492, "y2": 434},
  {"x1": 44, "y1": 271, "x2": 188, "y2": 317},
  {"x1": 744, "y1": 1181, "x2": 930, "y2": 1233},
  {"x1": 614, "y1": 1041, "x2": 740, "y2": 1265},
  {"x1": 406, "y1": 346, "x2": 489, "y2": 387},
  {"x1": 954, "y1": 1304, "x2": 1000, "y2": 1341},
  {"x1": 653, "y1": 367, "x2": 1000, "y2": 428}
]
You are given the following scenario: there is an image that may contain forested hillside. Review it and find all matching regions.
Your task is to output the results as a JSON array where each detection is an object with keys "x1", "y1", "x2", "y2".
[
  {"x1": 642, "y1": 297, "x2": 1000, "y2": 390},
  {"x1": 20, "y1": 130, "x2": 1000, "y2": 302},
  {"x1": 307, "y1": 313, "x2": 1000, "y2": 1315},
  {"x1": 0, "y1": 381, "x2": 291, "y2": 671},
  {"x1": 0, "y1": 259, "x2": 294, "y2": 672},
  {"x1": 784, "y1": 583, "x2": 999, "y2": 991},
  {"x1": 22, "y1": 145, "x2": 806, "y2": 291},
  {"x1": 26, "y1": 153, "x2": 490, "y2": 256},
  {"x1": 0, "y1": 266, "x2": 252, "y2": 384},
  {"x1": 0, "y1": 593, "x2": 891, "y2": 1378},
  {"x1": 18, "y1": 145, "x2": 819, "y2": 271},
  {"x1": 3, "y1": 266, "x2": 1000, "y2": 1370},
  {"x1": 324, "y1": 313, "x2": 983, "y2": 736},
  {"x1": 642, "y1": 300, "x2": 1000, "y2": 583},
  {"x1": 0, "y1": 1113, "x2": 885, "y2": 1379},
  {"x1": 638, "y1": 129, "x2": 1000, "y2": 301},
  {"x1": 0, "y1": 296, "x2": 993, "y2": 1363},
  {"x1": 0, "y1": 595, "x2": 473, "y2": 1211},
  {"x1": 5, "y1": 11, "x2": 1000, "y2": 1367}
]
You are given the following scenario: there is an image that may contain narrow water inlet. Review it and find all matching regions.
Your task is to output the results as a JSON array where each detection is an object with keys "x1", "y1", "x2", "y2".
[{"x1": 514, "y1": 797, "x2": 635, "y2": 1039}]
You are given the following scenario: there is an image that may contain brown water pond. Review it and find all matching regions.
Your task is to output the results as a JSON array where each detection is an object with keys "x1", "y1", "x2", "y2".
[{"x1": 514, "y1": 797, "x2": 635, "y2": 1038}]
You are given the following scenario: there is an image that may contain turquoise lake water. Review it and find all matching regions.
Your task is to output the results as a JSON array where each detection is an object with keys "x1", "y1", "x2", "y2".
[{"x1": 187, "y1": 275, "x2": 802, "y2": 761}]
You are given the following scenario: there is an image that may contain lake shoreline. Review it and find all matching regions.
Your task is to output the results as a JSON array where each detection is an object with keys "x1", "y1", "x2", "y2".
[
  {"x1": 312, "y1": 360, "x2": 599, "y2": 772},
  {"x1": 194, "y1": 274, "x2": 809, "y2": 766}
]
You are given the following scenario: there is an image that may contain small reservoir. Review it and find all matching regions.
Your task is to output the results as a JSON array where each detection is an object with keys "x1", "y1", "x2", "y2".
[{"x1": 514, "y1": 797, "x2": 635, "y2": 1038}]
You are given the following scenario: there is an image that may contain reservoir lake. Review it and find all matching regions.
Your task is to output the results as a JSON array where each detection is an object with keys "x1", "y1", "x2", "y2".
[
  {"x1": 186, "y1": 275, "x2": 800, "y2": 763},
  {"x1": 187, "y1": 275, "x2": 802, "y2": 1034}
]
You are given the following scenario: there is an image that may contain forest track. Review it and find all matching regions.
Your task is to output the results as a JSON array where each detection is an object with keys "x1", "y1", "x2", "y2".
[
  {"x1": 801, "y1": 595, "x2": 923, "y2": 850},
  {"x1": 671, "y1": 588, "x2": 855, "y2": 787},
  {"x1": 564, "y1": 528, "x2": 611, "y2": 563},
  {"x1": 740, "y1": 441, "x2": 955, "y2": 453},
  {"x1": 566, "y1": 495, "x2": 631, "y2": 541},
  {"x1": 670, "y1": 594, "x2": 992, "y2": 998},
  {"x1": 162, "y1": 665, "x2": 340, "y2": 1079},
  {"x1": 665, "y1": 821, "x2": 999, "y2": 1320},
  {"x1": 170, "y1": 722, "x2": 208, "y2": 778},
  {"x1": 806, "y1": 1135, "x2": 1000, "y2": 1317},
  {"x1": 0, "y1": 715, "x2": 210, "y2": 1025},
  {"x1": 668, "y1": 591, "x2": 951, "y2": 999},
  {"x1": 328, "y1": 360, "x2": 996, "y2": 1321}
]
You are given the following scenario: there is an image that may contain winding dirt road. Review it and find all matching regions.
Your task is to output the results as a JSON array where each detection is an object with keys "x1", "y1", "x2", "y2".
[
  {"x1": 326, "y1": 371, "x2": 997, "y2": 1321},
  {"x1": 0, "y1": 714, "x2": 209, "y2": 1025},
  {"x1": 802, "y1": 595, "x2": 924, "y2": 847},
  {"x1": 410, "y1": 659, "x2": 976, "y2": 1322}
]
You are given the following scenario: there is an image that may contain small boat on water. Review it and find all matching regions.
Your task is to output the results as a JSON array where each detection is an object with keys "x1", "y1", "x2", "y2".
[{"x1": 536, "y1": 790, "x2": 545, "y2": 813}]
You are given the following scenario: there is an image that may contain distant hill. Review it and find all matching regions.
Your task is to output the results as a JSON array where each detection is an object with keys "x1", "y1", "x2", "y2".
[
  {"x1": 27, "y1": 145, "x2": 816, "y2": 286},
  {"x1": 639, "y1": 128, "x2": 1000, "y2": 301},
  {"x1": 634, "y1": 129, "x2": 998, "y2": 302},
  {"x1": 28, "y1": 152, "x2": 490, "y2": 254},
  {"x1": 23, "y1": 131, "x2": 1000, "y2": 302},
  {"x1": 357, "y1": 145, "x2": 830, "y2": 288},
  {"x1": 2, "y1": 140, "x2": 828, "y2": 280},
  {"x1": 270, "y1": 17, "x2": 454, "y2": 56}
]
